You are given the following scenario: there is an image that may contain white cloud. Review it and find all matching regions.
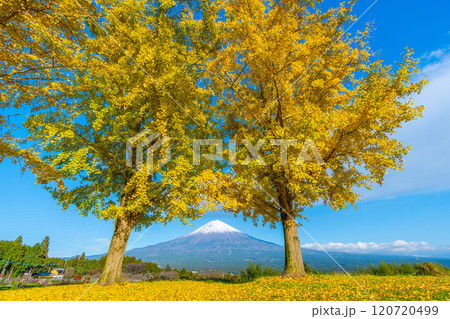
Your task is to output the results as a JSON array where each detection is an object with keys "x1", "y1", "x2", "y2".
[
  {"x1": 362, "y1": 47, "x2": 450, "y2": 200},
  {"x1": 85, "y1": 238, "x2": 110, "y2": 253},
  {"x1": 421, "y1": 47, "x2": 449, "y2": 61},
  {"x1": 302, "y1": 240, "x2": 444, "y2": 255}
]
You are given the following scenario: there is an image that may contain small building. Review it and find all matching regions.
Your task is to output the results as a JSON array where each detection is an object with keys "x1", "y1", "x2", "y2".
[{"x1": 51, "y1": 268, "x2": 65, "y2": 276}]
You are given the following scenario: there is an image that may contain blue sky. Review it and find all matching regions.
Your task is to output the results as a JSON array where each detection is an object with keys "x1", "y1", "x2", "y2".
[{"x1": 1, "y1": 0, "x2": 450, "y2": 258}]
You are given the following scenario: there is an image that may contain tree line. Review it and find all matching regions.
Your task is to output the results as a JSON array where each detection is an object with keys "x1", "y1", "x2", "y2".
[
  {"x1": 0, "y1": 236, "x2": 50, "y2": 277},
  {"x1": 0, "y1": 236, "x2": 161, "y2": 279},
  {"x1": 1, "y1": 0, "x2": 426, "y2": 285}
]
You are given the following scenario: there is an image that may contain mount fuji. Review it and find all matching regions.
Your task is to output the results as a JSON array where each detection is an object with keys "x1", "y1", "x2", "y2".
[
  {"x1": 120, "y1": 220, "x2": 450, "y2": 272},
  {"x1": 126, "y1": 220, "x2": 286, "y2": 271}
]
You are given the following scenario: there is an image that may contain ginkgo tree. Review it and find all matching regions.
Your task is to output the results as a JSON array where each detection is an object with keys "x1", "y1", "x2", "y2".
[
  {"x1": 22, "y1": 0, "x2": 220, "y2": 285},
  {"x1": 205, "y1": 0, "x2": 426, "y2": 277},
  {"x1": 0, "y1": 0, "x2": 90, "y2": 186}
]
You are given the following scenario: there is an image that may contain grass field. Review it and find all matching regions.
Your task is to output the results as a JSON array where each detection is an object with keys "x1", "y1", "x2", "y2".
[{"x1": 0, "y1": 275, "x2": 449, "y2": 301}]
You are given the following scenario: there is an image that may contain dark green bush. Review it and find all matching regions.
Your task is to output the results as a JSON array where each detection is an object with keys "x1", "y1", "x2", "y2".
[
  {"x1": 355, "y1": 261, "x2": 449, "y2": 276},
  {"x1": 239, "y1": 262, "x2": 281, "y2": 282}
]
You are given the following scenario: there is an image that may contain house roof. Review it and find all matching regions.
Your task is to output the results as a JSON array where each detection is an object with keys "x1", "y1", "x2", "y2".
[{"x1": 38, "y1": 272, "x2": 53, "y2": 276}]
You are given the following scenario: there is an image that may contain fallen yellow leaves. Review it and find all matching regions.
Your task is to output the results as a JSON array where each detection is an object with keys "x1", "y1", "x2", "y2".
[{"x1": 0, "y1": 275, "x2": 448, "y2": 301}]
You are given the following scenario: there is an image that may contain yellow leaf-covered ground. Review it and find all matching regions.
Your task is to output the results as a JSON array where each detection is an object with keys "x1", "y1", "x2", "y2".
[{"x1": 1, "y1": 275, "x2": 448, "y2": 301}]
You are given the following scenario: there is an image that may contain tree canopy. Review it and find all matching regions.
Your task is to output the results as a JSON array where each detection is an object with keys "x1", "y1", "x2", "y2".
[
  {"x1": 7, "y1": 0, "x2": 221, "y2": 285},
  {"x1": 0, "y1": 0, "x2": 93, "y2": 187},
  {"x1": 205, "y1": 0, "x2": 426, "y2": 276}
]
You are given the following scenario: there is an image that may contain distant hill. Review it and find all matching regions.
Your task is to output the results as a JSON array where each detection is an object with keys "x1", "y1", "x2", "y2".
[{"x1": 119, "y1": 220, "x2": 450, "y2": 272}]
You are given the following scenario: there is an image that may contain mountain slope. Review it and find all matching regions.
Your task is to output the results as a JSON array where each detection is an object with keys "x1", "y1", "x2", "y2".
[{"x1": 127, "y1": 220, "x2": 285, "y2": 271}]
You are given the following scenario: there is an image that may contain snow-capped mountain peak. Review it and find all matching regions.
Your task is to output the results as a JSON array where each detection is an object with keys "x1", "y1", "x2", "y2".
[{"x1": 188, "y1": 220, "x2": 241, "y2": 235}]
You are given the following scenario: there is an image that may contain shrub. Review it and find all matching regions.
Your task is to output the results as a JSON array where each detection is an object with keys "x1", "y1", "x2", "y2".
[
  {"x1": 10, "y1": 281, "x2": 22, "y2": 290},
  {"x1": 414, "y1": 262, "x2": 449, "y2": 276},
  {"x1": 123, "y1": 273, "x2": 155, "y2": 282},
  {"x1": 124, "y1": 263, "x2": 146, "y2": 275},
  {"x1": 263, "y1": 266, "x2": 273, "y2": 276},
  {"x1": 239, "y1": 263, "x2": 281, "y2": 282},
  {"x1": 65, "y1": 267, "x2": 75, "y2": 278},
  {"x1": 304, "y1": 263, "x2": 313, "y2": 274},
  {"x1": 123, "y1": 256, "x2": 143, "y2": 264},
  {"x1": 87, "y1": 268, "x2": 103, "y2": 277},
  {"x1": 272, "y1": 268, "x2": 280, "y2": 276},
  {"x1": 354, "y1": 261, "x2": 449, "y2": 276},
  {"x1": 145, "y1": 262, "x2": 162, "y2": 274},
  {"x1": 229, "y1": 274, "x2": 240, "y2": 283},
  {"x1": 158, "y1": 271, "x2": 179, "y2": 281},
  {"x1": 179, "y1": 267, "x2": 193, "y2": 279}
]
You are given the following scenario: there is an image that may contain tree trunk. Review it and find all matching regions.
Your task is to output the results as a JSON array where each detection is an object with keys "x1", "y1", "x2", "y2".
[
  {"x1": 7, "y1": 266, "x2": 14, "y2": 282},
  {"x1": 280, "y1": 211, "x2": 306, "y2": 278},
  {"x1": 98, "y1": 216, "x2": 136, "y2": 286}
]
